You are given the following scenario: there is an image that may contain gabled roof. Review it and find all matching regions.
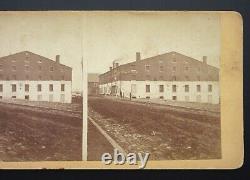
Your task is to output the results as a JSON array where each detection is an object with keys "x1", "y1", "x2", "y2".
[{"x1": 0, "y1": 51, "x2": 72, "y2": 69}]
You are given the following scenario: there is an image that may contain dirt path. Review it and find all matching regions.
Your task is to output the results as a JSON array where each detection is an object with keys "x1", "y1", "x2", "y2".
[
  {"x1": 0, "y1": 102, "x2": 82, "y2": 161},
  {"x1": 88, "y1": 96, "x2": 221, "y2": 160}
]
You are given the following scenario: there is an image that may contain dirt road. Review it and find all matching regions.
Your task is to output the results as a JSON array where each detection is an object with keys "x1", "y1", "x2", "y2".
[
  {"x1": 88, "y1": 96, "x2": 221, "y2": 160},
  {"x1": 0, "y1": 101, "x2": 82, "y2": 161}
]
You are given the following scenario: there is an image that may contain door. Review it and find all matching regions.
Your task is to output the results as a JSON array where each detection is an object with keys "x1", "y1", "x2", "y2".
[{"x1": 131, "y1": 84, "x2": 136, "y2": 96}]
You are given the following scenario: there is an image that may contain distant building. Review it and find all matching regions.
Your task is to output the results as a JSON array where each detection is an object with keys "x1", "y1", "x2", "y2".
[
  {"x1": 99, "y1": 51, "x2": 219, "y2": 104},
  {"x1": 88, "y1": 73, "x2": 99, "y2": 95},
  {"x1": 0, "y1": 51, "x2": 72, "y2": 103}
]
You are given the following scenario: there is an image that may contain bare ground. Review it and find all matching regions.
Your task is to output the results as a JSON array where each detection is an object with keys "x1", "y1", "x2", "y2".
[
  {"x1": 0, "y1": 101, "x2": 82, "y2": 161},
  {"x1": 88, "y1": 96, "x2": 221, "y2": 160}
]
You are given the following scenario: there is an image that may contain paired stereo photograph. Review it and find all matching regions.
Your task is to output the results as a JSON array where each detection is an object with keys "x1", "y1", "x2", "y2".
[{"x1": 0, "y1": 11, "x2": 243, "y2": 169}]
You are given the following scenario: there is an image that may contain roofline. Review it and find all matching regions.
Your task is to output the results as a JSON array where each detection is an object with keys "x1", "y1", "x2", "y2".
[
  {"x1": 100, "y1": 51, "x2": 219, "y2": 76},
  {"x1": 0, "y1": 51, "x2": 72, "y2": 70}
]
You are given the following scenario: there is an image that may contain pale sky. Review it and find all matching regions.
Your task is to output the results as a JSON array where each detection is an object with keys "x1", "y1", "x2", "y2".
[
  {"x1": 0, "y1": 12, "x2": 220, "y2": 90},
  {"x1": 83, "y1": 12, "x2": 221, "y2": 74}
]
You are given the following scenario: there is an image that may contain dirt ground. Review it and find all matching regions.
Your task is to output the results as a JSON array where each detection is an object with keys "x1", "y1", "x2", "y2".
[
  {"x1": 0, "y1": 101, "x2": 82, "y2": 161},
  {"x1": 88, "y1": 96, "x2": 221, "y2": 160},
  {"x1": 87, "y1": 121, "x2": 114, "y2": 161}
]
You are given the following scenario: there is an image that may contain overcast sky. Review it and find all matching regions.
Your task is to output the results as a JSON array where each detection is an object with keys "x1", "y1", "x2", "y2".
[
  {"x1": 0, "y1": 12, "x2": 220, "y2": 90},
  {"x1": 84, "y1": 12, "x2": 221, "y2": 74}
]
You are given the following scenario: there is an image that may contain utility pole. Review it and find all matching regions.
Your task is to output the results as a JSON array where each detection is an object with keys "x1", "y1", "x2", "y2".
[{"x1": 82, "y1": 56, "x2": 88, "y2": 161}]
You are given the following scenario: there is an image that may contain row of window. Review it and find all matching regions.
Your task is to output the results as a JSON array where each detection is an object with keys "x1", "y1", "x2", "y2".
[
  {"x1": 0, "y1": 84, "x2": 65, "y2": 92},
  {"x1": 146, "y1": 95, "x2": 213, "y2": 102},
  {"x1": 0, "y1": 94, "x2": 66, "y2": 102},
  {"x1": 130, "y1": 75, "x2": 206, "y2": 81},
  {"x1": 145, "y1": 84, "x2": 213, "y2": 93},
  {"x1": 143, "y1": 64, "x2": 200, "y2": 72},
  {"x1": 0, "y1": 74, "x2": 65, "y2": 80},
  {"x1": 0, "y1": 64, "x2": 59, "y2": 72}
]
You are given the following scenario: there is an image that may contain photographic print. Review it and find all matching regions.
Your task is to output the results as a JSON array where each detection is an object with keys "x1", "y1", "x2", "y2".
[
  {"x1": 86, "y1": 12, "x2": 221, "y2": 161},
  {"x1": 0, "y1": 12, "x2": 83, "y2": 161}
]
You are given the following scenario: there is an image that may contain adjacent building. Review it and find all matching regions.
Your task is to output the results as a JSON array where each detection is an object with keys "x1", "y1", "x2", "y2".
[
  {"x1": 99, "y1": 51, "x2": 220, "y2": 104},
  {"x1": 0, "y1": 51, "x2": 72, "y2": 103},
  {"x1": 88, "y1": 73, "x2": 99, "y2": 95}
]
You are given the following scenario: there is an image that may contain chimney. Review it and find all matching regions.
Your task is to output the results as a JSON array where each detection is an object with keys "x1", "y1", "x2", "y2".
[
  {"x1": 202, "y1": 56, "x2": 207, "y2": 64},
  {"x1": 115, "y1": 62, "x2": 119, "y2": 68},
  {"x1": 109, "y1": 67, "x2": 112, "y2": 71},
  {"x1": 136, "y1": 52, "x2": 141, "y2": 61},
  {"x1": 56, "y1": 55, "x2": 60, "y2": 63}
]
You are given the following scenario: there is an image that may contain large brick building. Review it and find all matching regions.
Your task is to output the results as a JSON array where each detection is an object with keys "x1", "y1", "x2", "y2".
[
  {"x1": 0, "y1": 51, "x2": 72, "y2": 103},
  {"x1": 88, "y1": 73, "x2": 99, "y2": 95},
  {"x1": 99, "y1": 51, "x2": 219, "y2": 104}
]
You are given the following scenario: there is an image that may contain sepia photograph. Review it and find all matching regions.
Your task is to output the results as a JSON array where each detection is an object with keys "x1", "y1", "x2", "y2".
[
  {"x1": 0, "y1": 11, "x2": 243, "y2": 169},
  {"x1": 0, "y1": 12, "x2": 83, "y2": 161},
  {"x1": 86, "y1": 12, "x2": 221, "y2": 161}
]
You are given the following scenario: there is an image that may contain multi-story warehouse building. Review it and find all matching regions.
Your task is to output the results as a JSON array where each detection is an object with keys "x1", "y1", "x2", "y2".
[
  {"x1": 99, "y1": 51, "x2": 219, "y2": 104},
  {"x1": 0, "y1": 51, "x2": 72, "y2": 103},
  {"x1": 88, "y1": 73, "x2": 99, "y2": 95}
]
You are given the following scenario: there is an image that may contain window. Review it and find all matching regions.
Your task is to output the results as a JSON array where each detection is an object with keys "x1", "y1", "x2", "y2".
[
  {"x1": 0, "y1": 84, "x2": 3, "y2": 92},
  {"x1": 159, "y1": 65, "x2": 164, "y2": 72},
  {"x1": 185, "y1": 66, "x2": 189, "y2": 71},
  {"x1": 208, "y1": 84, "x2": 212, "y2": 92},
  {"x1": 49, "y1": 84, "x2": 53, "y2": 92},
  {"x1": 131, "y1": 64, "x2": 136, "y2": 71},
  {"x1": 145, "y1": 65, "x2": 150, "y2": 71},
  {"x1": 12, "y1": 84, "x2": 16, "y2": 92},
  {"x1": 160, "y1": 96, "x2": 164, "y2": 99},
  {"x1": 25, "y1": 95, "x2": 29, "y2": 100},
  {"x1": 185, "y1": 85, "x2": 189, "y2": 92},
  {"x1": 196, "y1": 95, "x2": 201, "y2": 102},
  {"x1": 0, "y1": 96, "x2": 2, "y2": 99},
  {"x1": 159, "y1": 75, "x2": 164, "y2": 80},
  {"x1": 12, "y1": 66, "x2": 16, "y2": 71},
  {"x1": 172, "y1": 76, "x2": 176, "y2": 81},
  {"x1": 37, "y1": 95, "x2": 42, "y2": 101},
  {"x1": 172, "y1": 96, "x2": 177, "y2": 100},
  {"x1": 49, "y1": 94, "x2": 53, "y2": 102},
  {"x1": 37, "y1": 84, "x2": 42, "y2": 92},
  {"x1": 197, "y1": 85, "x2": 201, "y2": 92},
  {"x1": 61, "y1": 84, "x2": 65, "y2": 91},
  {"x1": 25, "y1": 75, "x2": 29, "y2": 80},
  {"x1": 25, "y1": 84, "x2": 29, "y2": 92},
  {"x1": 39, "y1": 65, "x2": 42, "y2": 71},
  {"x1": 60, "y1": 94, "x2": 65, "y2": 103},
  {"x1": 146, "y1": 85, "x2": 150, "y2": 93},
  {"x1": 50, "y1": 66, "x2": 54, "y2": 72},
  {"x1": 0, "y1": 74, "x2": 2, "y2": 79},
  {"x1": 172, "y1": 85, "x2": 177, "y2": 92},
  {"x1": 38, "y1": 60, "x2": 42, "y2": 63},
  {"x1": 172, "y1": 66, "x2": 176, "y2": 71},
  {"x1": 12, "y1": 96, "x2": 16, "y2": 99},
  {"x1": 0, "y1": 64, "x2": 2, "y2": 71},
  {"x1": 12, "y1": 75, "x2": 16, "y2": 80},
  {"x1": 172, "y1": 58, "x2": 176, "y2": 63},
  {"x1": 146, "y1": 75, "x2": 151, "y2": 80},
  {"x1": 159, "y1": 85, "x2": 164, "y2": 92},
  {"x1": 185, "y1": 76, "x2": 189, "y2": 81}
]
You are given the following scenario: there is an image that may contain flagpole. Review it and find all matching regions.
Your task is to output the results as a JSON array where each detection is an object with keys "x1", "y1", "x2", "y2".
[{"x1": 82, "y1": 55, "x2": 88, "y2": 161}]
